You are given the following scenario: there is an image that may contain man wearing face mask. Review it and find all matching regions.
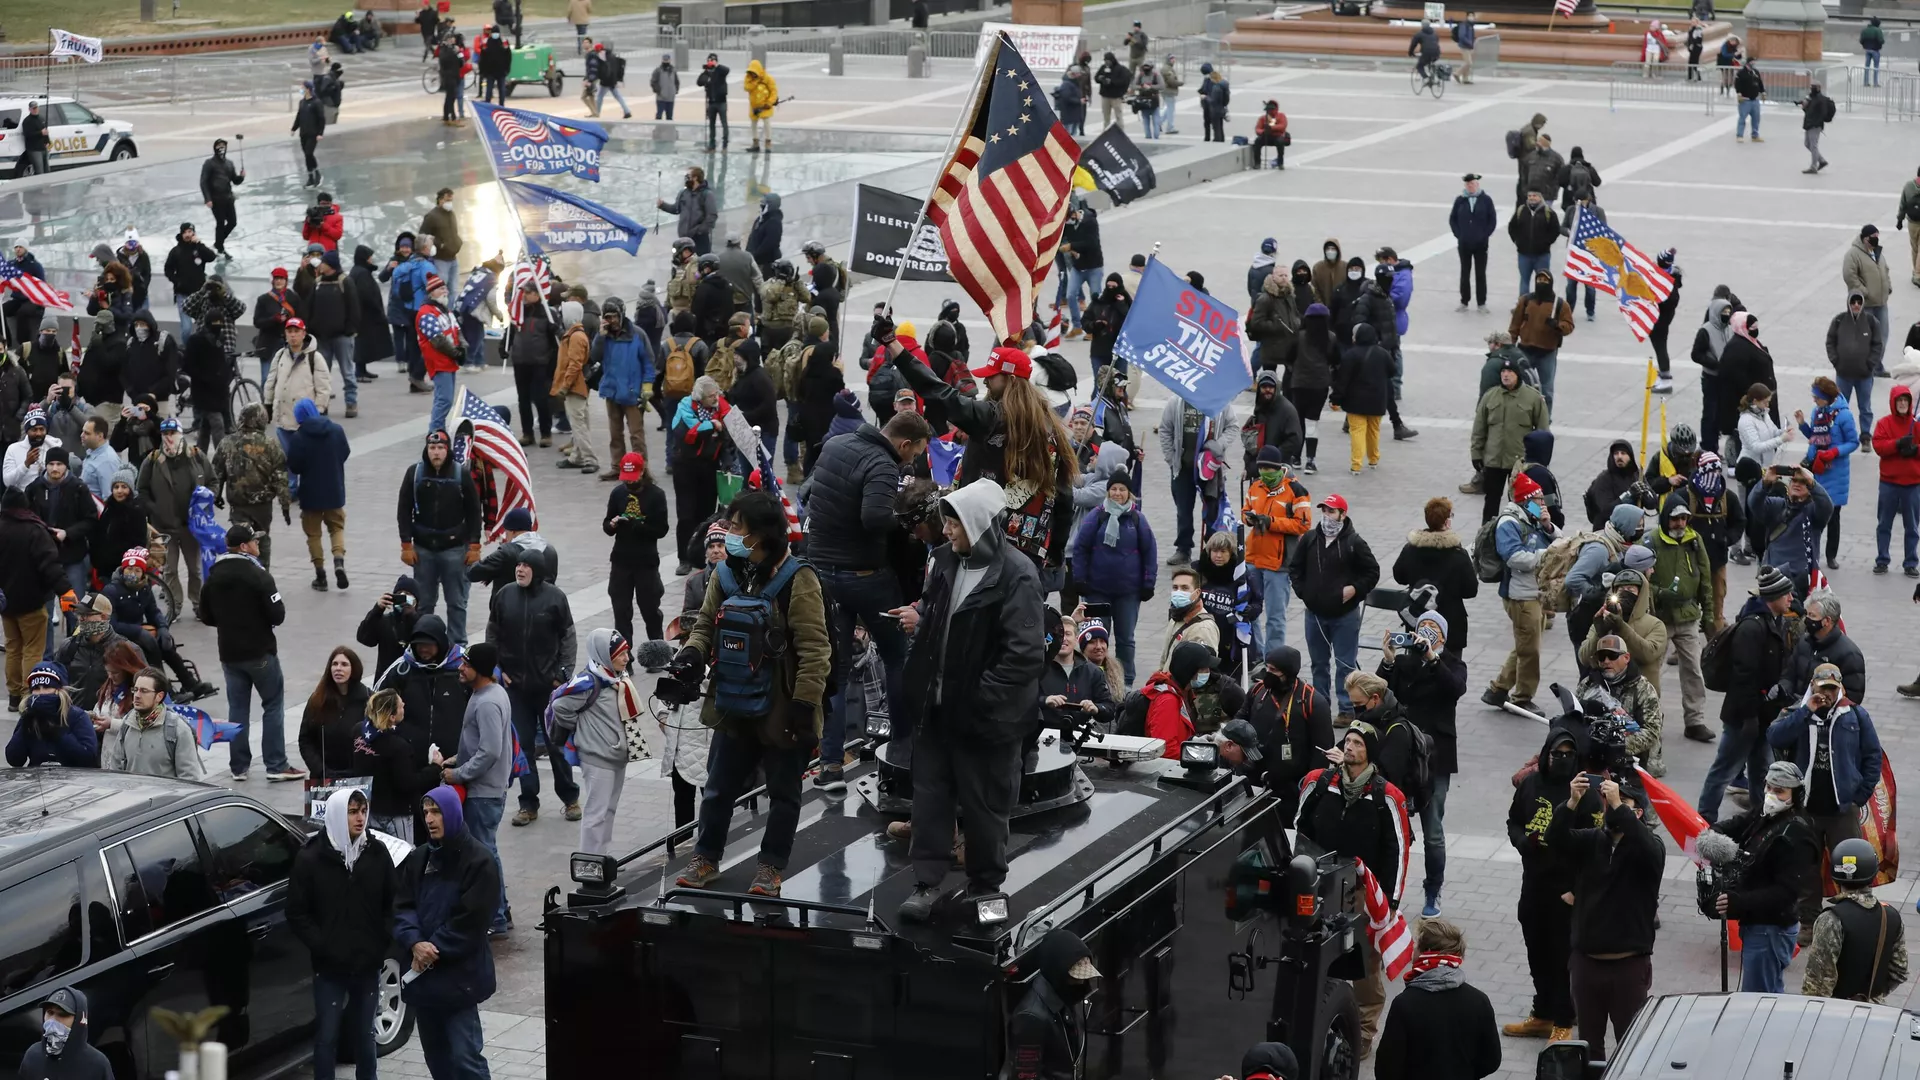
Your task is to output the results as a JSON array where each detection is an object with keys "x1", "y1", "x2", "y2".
[
  {"x1": 1007, "y1": 929, "x2": 1099, "y2": 1080},
  {"x1": 415, "y1": 274, "x2": 465, "y2": 437},
  {"x1": 1549, "y1": 770, "x2": 1663, "y2": 1064},
  {"x1": 1698, "y1": 760, "x2": 1818, "y2": 993},
  {"x1": 1841, "y1": 224, "x2": 1893, "y2": 379},
  {"x1": 198, "y1": 139, "x2": 246, "y2": 255},
  {"x1": 1379, "y1": 610, "x2": 1466, "y2": 917},
  {"x1": 1648, "y1": 502, "x2": 1714, "y2": 741},
  {"x1": 1297, "y1": 720, "x2": 1412, "y2": 1056},
  {"x1": 1157, "y1": 567, "x2": 1220, "y2": 670},
  {"x1": 1769, "y1": 661, "x2": 1882, "y2": 934},
  {"x1": 1508, "y1": 190, "x2": 1560, "y2": 300},
  {"x1": 658, "y1": 167, "x2": 719, "y2": 255},
  {"x1": 1242, "y1": 447, "x2": 1311, "y2": 651},
  {"x1": 1469, "y1": 354, "x2": 1550, "y2": 523},
  {"x1": 1310, "y1": 239, "x2": 1345, "y2": 311},
  {"x1": 1231, "y1": 646, "x2": 1332, "y2": 814},
  {"x1": 1138, "y1": 640, "x2": 1214, "y2": 758},
  {"x1": 2, "y1": 409, "x2": 59, "y2": 492},
  {"x1": 1482, "y1": 473, "x2": 1557, "y2": 713},
  {"x1": 1286, "y1": 493, "x2": 1378, "y2": 720},
  {"x1": 1502, "y1": 715, "x2": 1594, "y2": 1041},
  {"x1": 18, "y1": 988, "x2": 111, "y2": 1080},
  {"x1": 1576, "y1": 635, "x2": 1666, "y2": 774},
  {"x1": 1508, "y1": 267, "x2": 1572, "y2": 412}
]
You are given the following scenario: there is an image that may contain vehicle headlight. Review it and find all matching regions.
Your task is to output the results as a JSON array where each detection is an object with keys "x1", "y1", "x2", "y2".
[{"x1": 569, "y1": 852, "x2": 616, "y2": 886}]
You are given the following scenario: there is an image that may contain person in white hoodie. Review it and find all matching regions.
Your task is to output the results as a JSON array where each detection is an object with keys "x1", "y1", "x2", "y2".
[
  {"x1": 2, "y1": 409, "x2": 59, "y2": 492},
  {"x1": 547, "y1": 628, "x2": 641, "y2": 856}
]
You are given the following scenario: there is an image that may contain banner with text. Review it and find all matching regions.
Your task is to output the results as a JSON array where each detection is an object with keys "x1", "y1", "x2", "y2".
[
  {"x1": 49, "y1": 29, "x2": 104, "y2": 63},
  {"x1": 503, "y1": 180, "x2": 646, "y2": 256},
  {"x1": 472, "y1": 101, "x2": 609, "y2": 182},
  {"x1": 848, "y1": 184, "x2": 954, "y2": 282},
  {"x1": 973, "y1": 23, "x2": 1081, "y2": 73},
  {"x1": 1113, "y1": 257, "x2": 1252, "y2": 416},
  {"x1": 1080, "y1": 126, "x2": 1157, "y2": 205}
]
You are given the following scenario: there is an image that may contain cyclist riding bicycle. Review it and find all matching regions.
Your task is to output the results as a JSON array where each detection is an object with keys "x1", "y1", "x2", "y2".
[{"x1": 1409, "y1": 20, "x2": 1442, "y2": 81}]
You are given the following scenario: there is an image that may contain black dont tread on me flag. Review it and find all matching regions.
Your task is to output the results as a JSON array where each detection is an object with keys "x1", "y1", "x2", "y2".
[
  {"x1": 1079, "y1": 126, "x2": 1157, "y2": 206},
  {"x1": 848, "y1": 184, "x2": 955, "y2": 282}
]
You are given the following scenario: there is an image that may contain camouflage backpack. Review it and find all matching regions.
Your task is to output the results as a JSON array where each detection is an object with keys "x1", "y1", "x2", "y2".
[
  {"x1": 769, "y1": 339, "x2": 809, "y2": 402},
  {"x1": 762, "y1": 280, "x2": 801, "y2": 329},
  {"x1": 706, "y1": 336, "x2": 738, "y2": 393}
]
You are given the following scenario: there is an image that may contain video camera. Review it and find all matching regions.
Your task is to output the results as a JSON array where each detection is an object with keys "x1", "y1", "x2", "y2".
[{"x1": 1550, "y1": 683, "x2": 1638, "y2": 776}]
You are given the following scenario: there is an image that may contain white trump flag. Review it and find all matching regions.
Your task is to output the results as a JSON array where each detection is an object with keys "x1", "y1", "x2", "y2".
[{"x1": 49, "y1": 29, "x2": 105, "y2": 64}]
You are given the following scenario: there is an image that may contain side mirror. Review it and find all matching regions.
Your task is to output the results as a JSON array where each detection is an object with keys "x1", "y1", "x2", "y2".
[{"x1": 1536, "y1": 1041, "x2": 1600, "y2": 1080}]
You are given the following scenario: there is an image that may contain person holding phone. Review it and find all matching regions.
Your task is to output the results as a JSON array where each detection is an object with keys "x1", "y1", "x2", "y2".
[{"x1": 1548, "y1": 770, "x2": 1662, "y2": 1063}]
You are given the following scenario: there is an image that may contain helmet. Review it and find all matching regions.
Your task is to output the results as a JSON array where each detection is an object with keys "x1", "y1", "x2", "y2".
[
  {"x1": 801, "y1": 240, "x2": 826, "y2": 259},
  {"x1": 695, "y1": 253, "x2": 720, "y2": 273},
  {"x1": 1831, "y1": 838, "x2": 1879, "y2": 885},
  {"x1": 1669, "y1": 423, "x2": 1698, "y2": 455},
  {"x1": 671, "y1": 238, "x2": 695, "y2": 260},
  {"x1": 771, "y1": 259, "x2": 795, "y2": 281}
]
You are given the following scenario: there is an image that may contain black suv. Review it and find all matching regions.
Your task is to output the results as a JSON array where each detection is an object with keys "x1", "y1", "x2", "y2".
[{"x1": 0, "y1": 768, "x2": 414, "y2": 1079}]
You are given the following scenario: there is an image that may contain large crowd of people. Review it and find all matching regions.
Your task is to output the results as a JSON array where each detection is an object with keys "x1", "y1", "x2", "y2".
[{"x1": 9, "y1": 29, "x2": 1920, "y2": 1080}]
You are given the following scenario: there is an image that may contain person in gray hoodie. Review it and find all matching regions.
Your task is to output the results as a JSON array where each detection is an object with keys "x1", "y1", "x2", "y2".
[
  {"x1": 444, "y1": 641, "x2": 514, "y2": 933},
  {"x1": 548, "y1": 627, "x2": 636, "y2": 855}
]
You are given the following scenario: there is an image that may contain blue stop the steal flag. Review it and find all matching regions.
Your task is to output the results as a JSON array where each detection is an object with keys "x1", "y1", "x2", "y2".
[{"x1": 1113, "y1": 257, "x2": 1252, "y2": 416}]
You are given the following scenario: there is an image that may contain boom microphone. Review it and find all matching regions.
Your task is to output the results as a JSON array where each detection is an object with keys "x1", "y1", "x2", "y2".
[{"x1": 634, "y1": 639, "x2": 677, "y2": 673}]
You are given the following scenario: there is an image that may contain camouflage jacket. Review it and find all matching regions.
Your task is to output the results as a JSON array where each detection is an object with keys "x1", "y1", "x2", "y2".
[
  {"x1": 759, "y1": 279, "x2": 804, "y2": 329},
  {"x1": 1803, "y1": 891, "x2": 1909, "y2": 1002},
  {"x1": 666, "y1": 264, "x2": 698, "y2": 313},
  {"x1": 213, "y1": 427, "x2": 292, "y2": 508},
  {"x1": 1576, "y1": 671, "x2": 1666, "y2": 778}
]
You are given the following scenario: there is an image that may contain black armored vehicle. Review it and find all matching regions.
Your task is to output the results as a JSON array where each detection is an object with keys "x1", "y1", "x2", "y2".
[{"x1": 544, "y1": 727, "x2": 1371, "y2": 1080}]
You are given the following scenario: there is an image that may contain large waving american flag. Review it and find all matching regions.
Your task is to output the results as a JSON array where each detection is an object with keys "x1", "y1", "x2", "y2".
[
  {"x1": 451, "y1": 384, "x2": 535, "y2": 543},
  {"x1": 0, "y1": 258, "x2": 70, "y2": 311},
  {"x1": 1563, "y1": 207, "x2": 1673, "y2": 342},
  {"x1": 927, "y1": 35, "x2": 1080, "y2": 346}
]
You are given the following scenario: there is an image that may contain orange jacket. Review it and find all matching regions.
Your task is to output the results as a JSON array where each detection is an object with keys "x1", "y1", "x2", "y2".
[{"x1": 1242, "y1": 476, "x2": 1312, "y2": 571}]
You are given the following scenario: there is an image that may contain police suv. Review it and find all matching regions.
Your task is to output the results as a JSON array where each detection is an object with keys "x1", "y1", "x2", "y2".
[{"x1": 0, "y1": 96, "x2": 137, "y2": 177}]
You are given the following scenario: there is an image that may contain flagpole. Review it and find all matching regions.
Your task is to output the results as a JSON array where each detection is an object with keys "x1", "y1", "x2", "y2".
[
  {"x1": 882, "y1": 32, "x2": 1001, "y2": 319},
  {"x1": 472, "y1": 105, "x2": 558, "y2": 333}
]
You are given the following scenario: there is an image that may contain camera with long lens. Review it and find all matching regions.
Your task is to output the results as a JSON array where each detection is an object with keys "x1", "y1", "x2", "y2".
[
  {"x1": 654, "y1": 661, "x2": 705, "y2": 708},
  {"x1": 1551, "y1": 683, "x2": 1638, "y2": 775}
]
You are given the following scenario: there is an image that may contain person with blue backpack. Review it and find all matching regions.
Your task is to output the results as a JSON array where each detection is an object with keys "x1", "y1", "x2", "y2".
[
  {"x1": 378, "y1": 232, "x2": 435, "y2": 391},
  {"x1": 670, "y1": 490, "x2": 832, "y2": 899}
]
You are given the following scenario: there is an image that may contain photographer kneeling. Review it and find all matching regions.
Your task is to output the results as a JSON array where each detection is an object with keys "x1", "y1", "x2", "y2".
[{"x1": 1697, "y1": 760, "x2": 1819, "y2": 994}]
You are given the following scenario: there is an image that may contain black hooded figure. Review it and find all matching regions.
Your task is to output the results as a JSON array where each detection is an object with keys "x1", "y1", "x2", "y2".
[
  {"x1": 1504, "y1": 714, "x2": 1604, "y2": 1038},
  {"x1": 1235, "y1": 644, "x2": 1334, "y2": 821},
  {"x1": 20, "y1": 987, "x2": 112, "y2": 1080},
  {"x1": 1007, "y1": 929, "x2": 1097, "y2": 1080},
  {"x1": 1584, "y1": 439, "x2": 1641, "y2": 530},
  {"x1": 1240, "y1": 1041, "x2": 1301, "y2": 1080}
]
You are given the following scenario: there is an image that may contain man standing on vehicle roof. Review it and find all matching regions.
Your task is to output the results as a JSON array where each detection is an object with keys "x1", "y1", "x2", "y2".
[{"x1": 888, "y1": 477, "x2": 1045, "y2": 924}]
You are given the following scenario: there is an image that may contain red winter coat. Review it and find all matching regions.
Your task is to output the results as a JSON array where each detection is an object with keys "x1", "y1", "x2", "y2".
[
  {"x1": 1872, "y1": 383, "x2": 1920, "y2": 486},
  {"x1": 301, "y1": 205, "x2": 344, "y2": 252},
  {"x1": 1138, "y1": 672, "x2": 1192, "y2": 759}
]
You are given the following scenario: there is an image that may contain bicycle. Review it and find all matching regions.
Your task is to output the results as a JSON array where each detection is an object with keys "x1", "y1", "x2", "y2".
[{"x1": 1410, "y1": 60, "x2": 1451, "y2": 99}]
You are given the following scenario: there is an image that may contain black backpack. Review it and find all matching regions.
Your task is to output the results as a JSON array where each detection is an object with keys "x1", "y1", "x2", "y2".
[
  {"x1": 607, "y1": 52, "x2": 627, "y2": 84},
  {"x1": 1115, "y1": 690, "x2": 1150, "y2": 736},
  {"x1": 1505, "y1": 129, "x2": 1525, "y2": 159},
  {"x1": 1700, "y1": 614, "x2": 1753, "y2": 692},
  {"x1": 1385, "y1": 719, "x2": 1435, "y2": 814}
]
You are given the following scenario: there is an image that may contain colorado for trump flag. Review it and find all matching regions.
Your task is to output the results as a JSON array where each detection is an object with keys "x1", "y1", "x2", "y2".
[
  {"x1": 473, "y1": 102, "x2": 609, "y2": 182},
  {"x1": 1563, "y1": 207, "x2": 1673, "y2": 342}
]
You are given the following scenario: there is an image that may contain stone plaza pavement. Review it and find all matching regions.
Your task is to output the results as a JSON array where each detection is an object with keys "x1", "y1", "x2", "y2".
[{"x1": 111, "y1": 61, "x2": 1920, "y2": 1077}]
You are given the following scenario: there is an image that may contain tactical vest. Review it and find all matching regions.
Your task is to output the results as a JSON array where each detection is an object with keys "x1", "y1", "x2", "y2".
[
  {"x1": 762, "y1": 281, "x2": 801, "y2": 329},
  {"x1": 1829, "y1": 898, "x2": 1899, "y2": 1001}
]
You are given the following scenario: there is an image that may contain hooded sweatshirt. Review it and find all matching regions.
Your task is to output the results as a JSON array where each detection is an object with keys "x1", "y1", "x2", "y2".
[
  {"x1": 548, "y1": 627, "x2": 640, "y2": 772},
  {"x1": 1508, "y1": 720, "x2": 1604, "y2": 896},
  {"x1": 1577, "y1": 567, "x2": 1669, "y2": 686},
  {"x1": 18, "y1": 988, "x2": 111, "y2": 1080},
  {"x1": 288, "y1": 786, "x2": 397, "y2": 977},
  {"x1": 395, "y1": 786, "x2": 498, "y2": 1009},
  {"x1": 1584, "y1": 439, "x2": 1642, "y2": 529},
  {"x1": 1309, "y1": 239, "x2": 1345, "y2": 313},
  {"x1": 1872, "y1": 384, "x2": 1920, "y2": 486},
  {"x1": 1827, "y1": 292, "x2": 1882, "y2": 381},
  {"x1": 1008, "y1": 929, "x2": 1093, "y2": 1080},
  {"x1": 1691, "y1": 296, "x2": 1734, "y2": 374}
]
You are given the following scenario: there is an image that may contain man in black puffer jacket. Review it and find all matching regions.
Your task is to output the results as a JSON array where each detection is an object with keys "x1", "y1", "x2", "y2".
[
  {"x1": 288, "y1": 787, "x2": 397, "y2": 1080},
  {"x1": 373, "y1": 615, "x2": 471, "y2": 763},
  {"x1": 895, "y1": 477, "x2": 1045, "y2": 923},
  {"x1": 801, "y1": 410, "x2": 931, "y2": 789},
  {"x1": 1285, "y1": 493, "x2": 1379, "y2": 719}
]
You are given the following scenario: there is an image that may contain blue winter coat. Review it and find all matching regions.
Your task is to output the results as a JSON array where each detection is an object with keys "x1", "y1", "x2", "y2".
[
  {"x1": 1449, "y1": 191, "x2": 1497, "y2": 248},
  {"x1": 1798, "y1": 397, "x2": 1859, "y2": 506},
  {"x1": 5, "y1": 701, "x2": 99, "y2": 767},
  {"x1": 593, "y1": 319, "x2": 654, "y2": 408},
  {"x1": 1388, "y1": 264, "x2": 1412, "y2": 337},
  {"x1": 1070, "y1": 504, "x2": 1158, "y2": 595},
  {"x1": 387, "y1": 254, "x2": 434, "y2": 326},
  {"x1": 393, "y1": 798, "x2": 499, "y2": 1010},
  {"x1": 286, "y1": 413, "x2": 352, "y2": 512},
  {"x1": 1768, "y1": 700, "x2": 1883, "y2": 810}
]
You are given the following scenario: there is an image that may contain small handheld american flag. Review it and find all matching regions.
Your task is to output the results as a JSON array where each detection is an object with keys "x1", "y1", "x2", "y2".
[
  {"x1": 450, "y1": 384, "x2": 536, "y2": 542},
  {"x1": 507, "y1": 257, "x2": 552, "y2": 327},
  {"x1": 1553, "y1": 0, "x2": 1578, "y2": 16},
  {"x1": 1563, "y1": 206, "x2": 1673, "y2": 342}
]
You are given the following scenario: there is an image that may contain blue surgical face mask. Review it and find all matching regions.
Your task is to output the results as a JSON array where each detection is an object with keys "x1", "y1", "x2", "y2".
[
  {"x1": 1169, "y1": 589, "x2": 1193, "y2": 609},
  {"x1": 1192, "y1": 672, "x2": 1211, "y2": 688},
  {"x1": 724, "y1": 533, "x2": 751, "y2": 559}
]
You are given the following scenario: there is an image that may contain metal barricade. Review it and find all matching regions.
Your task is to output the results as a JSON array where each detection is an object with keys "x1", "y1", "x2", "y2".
[
  {"x1": 1888, "y1": 72, "x2": 1920, "y2": 121},
  {"x1": 1606, "y1": 59, "x2": 1714, "y2": 113}
]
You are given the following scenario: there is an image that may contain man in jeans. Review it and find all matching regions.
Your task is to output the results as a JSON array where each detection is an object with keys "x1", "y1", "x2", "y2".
[
  {"x1": 201, "y1": 524, "x2": 306, "y2": 782},
  {"x1": 1285, "y1": 494, "x2": 1379, "y2": 721},
  {"x1": 397, "y1": 431, "x2": 483, "y2": 644},
  {"x1": 801, "y1": 410, "x2": 932, "y2": 789},
  {"x1": 289, "y1": 788, "x2": 396, "y2": 1080},
  {"x1": 1059, "y1": 203, "x2": 1104, "y2": 340},
  {"x1": 1697, "y1": 565, "x2": 1795, "y2": 822},
  {"x1": 444, "y1": 642, "x2": 515, "y2": 934}
]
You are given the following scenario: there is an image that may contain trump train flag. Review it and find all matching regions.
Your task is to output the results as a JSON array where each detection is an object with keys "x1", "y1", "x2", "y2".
[
  {"x1": 472, "y1": 102, "x2": 609, "y2": 182},
  {"x1": 1112, "y1": 257, "x2": 1254, "y2": 417},
  {"x1": 502, "y1": 180, "x2": 646, "y2": 257}
]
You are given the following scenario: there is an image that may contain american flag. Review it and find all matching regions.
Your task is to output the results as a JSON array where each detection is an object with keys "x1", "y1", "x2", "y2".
[
  {"x1": 507, "y1": 257, "x2": 551, "y2": 326},
  {"x1": 1564, "y1": 207, "x2": 1674, "y2": 342},
  {"x1": 67, "y1": 320, "x2": 81, "y2": 375},
  {"x1": 1043, "y1": 305, "x2": 1062, "y2": 350},
  {"x1": 750, "y1": 429, "x2": 804, "y2": 542},
  {"x1": 927, "y1": 36, "x2": 1080, "y2": 346},
  {"x1": 0, "y1": 258, "x2": 70, "y2": 311},
  {"x1": 489, "y1": 108, "x2": 553, "y2": 145},
  {"x1": 1361, "y1": 861, "x2": 1414, "y2": 981},
  {"x1": 450, "y1": 384, "x2": 535, "y2": 543},
  {"x1": 1553, "y1": 0, "x2": 1577, "y2": 16}
]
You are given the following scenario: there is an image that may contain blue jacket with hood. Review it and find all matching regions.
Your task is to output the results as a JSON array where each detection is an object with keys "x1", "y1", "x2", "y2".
[{"x1": 394, "y1": 786, "x2": 499, "y2": 1009}]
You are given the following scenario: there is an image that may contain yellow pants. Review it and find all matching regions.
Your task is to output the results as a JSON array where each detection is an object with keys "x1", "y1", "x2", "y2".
[
  {"x1": 1348, "y1": 414, "x2": 1382, "y2": 471},
  {"x1": 1494, "y1": 597, "x2": 1545, "y2": 701},
  {"x1": 3, "y1": 609, "x2": 49, "y2": 699},
  {"x1": 302, "y1": 507, "x2": 347, "y2": 566}
]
